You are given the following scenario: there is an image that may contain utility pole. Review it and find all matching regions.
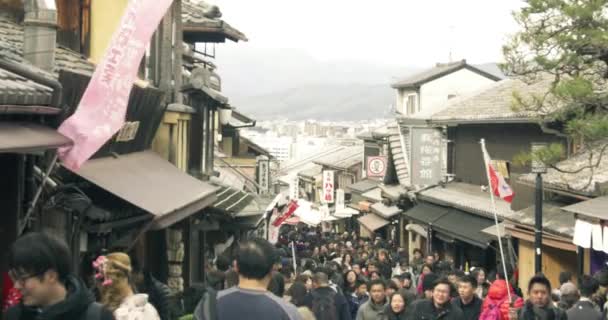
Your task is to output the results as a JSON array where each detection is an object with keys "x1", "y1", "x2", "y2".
[{"x1": 531, "y1": 142, "x2": 547, "y2": 274}]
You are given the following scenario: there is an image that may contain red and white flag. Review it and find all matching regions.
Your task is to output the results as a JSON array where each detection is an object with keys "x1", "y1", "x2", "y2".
[
  {"x1": 58, "y1": 0, "x2": 174, "y2": 171},
  {"x1": 482, "y1": 145, "x2": 514, "y2": 203}
]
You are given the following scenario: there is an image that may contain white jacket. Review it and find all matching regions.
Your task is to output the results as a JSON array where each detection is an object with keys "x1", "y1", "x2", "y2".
[{"x1": 114, "y1": 294, "x2": 161, "y2": 320}]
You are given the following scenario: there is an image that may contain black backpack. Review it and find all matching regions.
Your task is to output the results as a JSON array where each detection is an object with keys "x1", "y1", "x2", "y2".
[{"x1": 311, "y1": 289, "x2": 338, "y2": 320}]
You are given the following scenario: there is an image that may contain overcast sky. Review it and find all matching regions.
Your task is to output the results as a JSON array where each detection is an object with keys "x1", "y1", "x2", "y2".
[{"x1": 211, "y1": 0, "x2": 526, "y2": 68}]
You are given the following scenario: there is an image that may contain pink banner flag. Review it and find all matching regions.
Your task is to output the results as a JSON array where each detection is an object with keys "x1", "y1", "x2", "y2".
[{"x1": 58, "y1": 0, "x2": 174, "y2": 171}]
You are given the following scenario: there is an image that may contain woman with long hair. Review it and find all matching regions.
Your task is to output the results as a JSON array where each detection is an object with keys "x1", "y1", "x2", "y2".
[
  {"x1": 342, "y1": 253, "x2": 354, "y2": 271},
  {"x1": 472, "y1": 267, "x2": 491, "y2": 299},
  {"x1": 343, "y1": 270, "x2": 358, "y2": 296},
  {"x1": 94, "y1": 253, "x2": 160, "y2": 320},
  {"x1": 385, "y1": 292, "x2": 408, "y2": 320}
]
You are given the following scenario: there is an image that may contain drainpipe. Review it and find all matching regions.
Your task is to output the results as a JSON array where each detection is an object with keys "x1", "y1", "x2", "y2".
[{"x1": 23, "y1": 0, "x2": 57, "y2": 73}]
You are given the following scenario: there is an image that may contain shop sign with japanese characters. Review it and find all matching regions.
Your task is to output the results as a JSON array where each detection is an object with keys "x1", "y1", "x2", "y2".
[
  {"x1": 410, "y1": 128, "x2": 443, "y2": 186},
  {"x1": 322, "y1": 170, "x2": 335, "y2": 203}
]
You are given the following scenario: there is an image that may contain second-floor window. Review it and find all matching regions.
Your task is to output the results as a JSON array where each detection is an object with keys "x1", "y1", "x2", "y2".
[{"x1": 406, "y1": 94, "x2": 417, "y2": 115}]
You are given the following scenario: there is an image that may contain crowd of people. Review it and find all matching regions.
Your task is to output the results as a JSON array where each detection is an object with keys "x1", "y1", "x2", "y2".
[{"x1": 3, "y1": 228, "x2": 608, "y2": 320}]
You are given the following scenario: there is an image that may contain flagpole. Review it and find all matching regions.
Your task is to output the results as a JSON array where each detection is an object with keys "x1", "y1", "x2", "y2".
[{"x1": 480, "y1": 139, "x2": 512, "y2": 304}]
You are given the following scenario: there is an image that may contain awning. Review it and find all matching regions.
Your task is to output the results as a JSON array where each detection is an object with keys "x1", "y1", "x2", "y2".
[
  {"x1": 403, "y1": 203, "x2": 450, "y2": 224},
  {"x1": 481, "y1": 223, "x2": 507, "y2": 238},
  {"x1": 211, "y1": 185, "x2": 255, "y2": 213},
  {"x1": 72, "y1": 150, "x2": 218, "y2": 230},
  {"x1": 0, "y1": 122, "x2": 72, "y2": 153},
  {"x1": 358, "y1": 213, "x2": 390, "y2": 232},
  {"x1": 371, "y1": 202, "x2": 402, "y2": 219},
  {"x1": 432, "y1": 209, "x2": 496, "y2": 248},
  {"x1": 404, "y1": 203, "x2": 496, "y2": 248},
  {"x1": 562, "y1": 196, "x2": 608, "y2": 220},
  {"x1": 233, "y1": 213, "x2": 265, "y2": 229},
  {"x1": 406, "y1": 223, "x2": 427, "y2": 238}
]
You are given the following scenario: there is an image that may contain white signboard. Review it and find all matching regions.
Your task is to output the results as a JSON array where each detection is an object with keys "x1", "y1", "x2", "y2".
[
  {"x1": 258, "y1": 159, "x2": 270, "y2": 194},
  {"x1": 322, "y1": 170, "x2": 335, "y2": 203},
  {"x1": 289, "y1": 176, "x2": 299, "y2": 200},
  {"x1": 336, "y1": 189, "x2": 345, "y2": 211},
  {"x1": 410, "y1": 128, "x2": 443, "y2": 186},
  {"x1": 367, "y1": 156, "x2": 387, "y2": 178}
]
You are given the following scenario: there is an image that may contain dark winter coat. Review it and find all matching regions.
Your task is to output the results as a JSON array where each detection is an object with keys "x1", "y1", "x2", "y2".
[
  {"x1": 4, "y1": 276, "x2": 114, "y2": 320},
  {"x1": 142, "y1": 272, "x2": 172, "y2": 320},
  {"x1": 303, "y1": 286, "x2": 352, "y2": 320},
  {"x1": 518, "y1": 301, "x2": 568, "y2": 320},
  {"x1": 405, "y1": 299, "x2": 465, "y2": 320},
  {"x1": 348, "y1": 293, "x2": 369, "y2": 320},
  {"x1": 452, "y1": 295, "x2": 482, "y2": 320},
  {"x1": 567, "y1": 299, "x2": 602, "y2": 320}
]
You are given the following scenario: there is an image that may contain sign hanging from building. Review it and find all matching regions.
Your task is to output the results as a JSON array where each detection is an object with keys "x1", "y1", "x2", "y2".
[
  {"x1": 257, "y1": 156, "x2": 270, "y2": 194},
  {"x1": 410, "y1": 128, "x2": 443, "y2": 186},
  {"x1": 57, "y1": 0, "x2": 174, "y2": 171},
  {"x1": 268, "y1": 208, "x2": 280, "y2": 244},
  {"x1": 322, "y1": 170, "x2": 335, "y2": 203},
  {"x1": 367, "y1": 156, "x2": 387, "y2": 177},
  {"x1": 289, "y1": 176, "x2": 299, "y2": 200},
  {"x1": 336, "y1": 189, "x2": 345, "y2": 211}
]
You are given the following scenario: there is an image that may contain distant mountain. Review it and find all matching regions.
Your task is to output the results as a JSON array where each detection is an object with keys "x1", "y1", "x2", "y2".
[
  {"x1": 232, "y1": 83, "x2": 395, "y2": 120},
  {"x1": 212, "y1": 46, "x2": 503, "y2": 120},
  {"x1": 214, "y1": 46, "x2": 416, "y2": 98}
]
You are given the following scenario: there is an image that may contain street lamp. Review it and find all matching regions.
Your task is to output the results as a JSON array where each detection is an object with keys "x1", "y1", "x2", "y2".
[
  {"x1": 218, "y1": 106, "x2": 233, "y2": 125},
  {"x1": 531, "y1": 142, "x2": 548, "y2": 274}
]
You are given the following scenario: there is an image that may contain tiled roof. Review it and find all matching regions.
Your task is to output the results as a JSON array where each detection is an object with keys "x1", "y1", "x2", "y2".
[
  {"x1": 314, "y1": 145, "x2": 363, "y2": 170},
  {"x1": 418, "y1": 182, "x2": 518, "y2": 221},
  {"x1": 391, "y1": 60, "x2": 501, "y2": 89},
  {"x1": 298, "y1": 164, "x2": 323, "y2": 179},
  {"x1": 430, "y1": 78, "x2": 556, "y2": 124},
  {"x1": 510, "y1": 201, "x2": 575, "y2": 238},
  {"x1": 0, "y1": 16, "x2": 94, "y2": 76},
  {"x1": 518, "y1": 140, "x2": 608, "y2": 196},
  {"x1": 0, "y1": 65, "x2": 52, "y2": 105},
  {"x1": 347, "y1": 179, "x2": 381, "y2": 194},
  {"x1": 182, "y1": 0, "x2": 247, "y2": 42},
  {"x1": 387, "y1": 120, "x2": 410, "y2": 186},
  {"x1": 212, "y1": 185, "x2": 255, "y2": 214}
]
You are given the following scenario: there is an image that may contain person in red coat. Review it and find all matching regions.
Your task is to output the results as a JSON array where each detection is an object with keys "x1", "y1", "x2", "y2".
[
  {"x1": 2, "y1": 272, "x2": 21, "y2": 312},
  {"x1": 480, "y1": 276, "x2": 524, "y2": 320}
]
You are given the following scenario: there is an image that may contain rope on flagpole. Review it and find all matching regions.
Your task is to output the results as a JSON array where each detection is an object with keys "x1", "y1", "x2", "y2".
[
  {"x1": 20, "y1": 152, "x2": 58, "y2": 235},
  {"x1": 480, "y1": 139, "x2": 513, "y2": 304}
]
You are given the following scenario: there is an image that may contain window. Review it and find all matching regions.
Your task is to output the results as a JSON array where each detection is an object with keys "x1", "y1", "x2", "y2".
[{"x1": 406, "y1": 94, "x2": 417, "y2": 115}]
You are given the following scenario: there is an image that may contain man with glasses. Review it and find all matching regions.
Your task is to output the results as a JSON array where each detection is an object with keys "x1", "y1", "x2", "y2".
[
  {"x1": 4, "y1": 232, "x2": 114, "y2": 320},
  {"x1": 407, "y1": 278, "x2": 464, "y2": 320}
]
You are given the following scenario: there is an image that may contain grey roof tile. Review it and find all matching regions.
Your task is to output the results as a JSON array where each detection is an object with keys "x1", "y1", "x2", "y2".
[
  {"x1": 418, "y1": 182, "x2": 518, "y2": 221},
  {"x1": 313, "y1": 145, "x2": 363, "y2": 170},
  {"x1": 430, "y1": 78, "x2": 557, "y2": 123},
  {"x1": 0, "y1": 66, "x2": 52, "y2": 105},
  {"x1": 391, "y1": 60, "x2": 501, "y2": 89},
  {"x1": 0, "y1": 16, "x2": 94, "y2": 76},
  {"x1": 509, "y1": 201, "x2": 575, "y2": 238},
  {"x1": 518, "y1": 140, "x2": 608, "y2": 196},
  {"x1": 182, "y1": 0, "x2": 247, "y2": 42}
]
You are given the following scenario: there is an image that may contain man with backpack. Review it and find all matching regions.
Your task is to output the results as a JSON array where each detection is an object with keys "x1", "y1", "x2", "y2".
[
  {"x1": 304, "y1": 272, "x2": 351, "y2": 320},
  {"x1": 4, "y1": 232, "x2": 115, "y2": 320},
  {"x1": 480, "y1": 270, "x2": 524, "y2": 320}
]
